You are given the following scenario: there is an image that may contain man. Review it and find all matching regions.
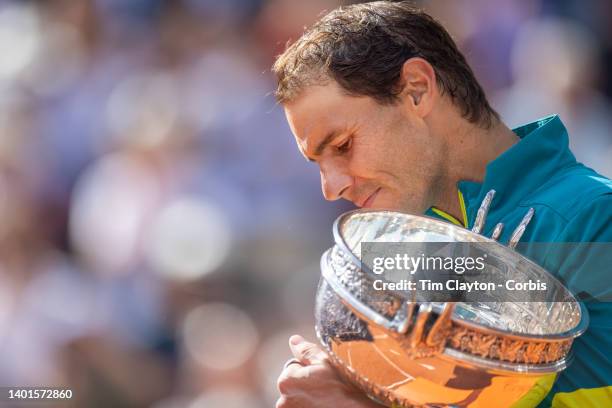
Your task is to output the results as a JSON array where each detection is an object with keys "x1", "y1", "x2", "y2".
[{"x1": 272, "y1": 2, "x2": 612, "y2": 407}]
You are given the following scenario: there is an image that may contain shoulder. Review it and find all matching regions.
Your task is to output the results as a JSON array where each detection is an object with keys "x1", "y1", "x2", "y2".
[{"x1": 522, "y1": 162, "x2": 611, "y2": 233}]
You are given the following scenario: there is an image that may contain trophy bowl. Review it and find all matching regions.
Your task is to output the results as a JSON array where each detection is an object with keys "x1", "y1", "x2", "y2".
[{"x1": 315, "y1": 210, "x2": 588, "y2": 407}]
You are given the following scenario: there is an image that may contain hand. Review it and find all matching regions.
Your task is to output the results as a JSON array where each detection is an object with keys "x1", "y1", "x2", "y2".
[{"x1": 276, "y1": 335, "x2": 382, "y2": 408}]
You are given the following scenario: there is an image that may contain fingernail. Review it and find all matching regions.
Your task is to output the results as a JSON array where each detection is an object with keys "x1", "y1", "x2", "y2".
[{"x1": 289, "y1": 335, "x2": 303, "y2": 345}]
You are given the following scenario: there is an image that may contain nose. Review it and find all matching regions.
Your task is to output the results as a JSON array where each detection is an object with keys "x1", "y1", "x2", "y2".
[{"x1": 319, "y1": 161, "x2": 352, "y2": 201}]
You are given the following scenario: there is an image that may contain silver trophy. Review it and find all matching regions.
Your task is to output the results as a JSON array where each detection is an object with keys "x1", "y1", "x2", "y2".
[{"x1": 315, "y1": 192, "x2": 587, "y2": 407}]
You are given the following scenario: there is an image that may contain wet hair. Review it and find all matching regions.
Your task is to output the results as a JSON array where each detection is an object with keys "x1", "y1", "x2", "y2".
[{"x1": 272, "y1": 1, "x2": 499, "y2": 128}]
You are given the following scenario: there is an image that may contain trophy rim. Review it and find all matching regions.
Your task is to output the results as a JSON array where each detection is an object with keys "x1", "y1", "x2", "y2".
[{"x1": 330, "y1": 209, "x2": 589, "y2": 341}]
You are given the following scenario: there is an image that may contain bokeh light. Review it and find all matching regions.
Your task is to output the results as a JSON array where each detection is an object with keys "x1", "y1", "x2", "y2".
[
  {"x1": 146, "y1": 197, "x2": 232, "y2": 281},
  {"x1": 182, "y1": 303, "x2": 258, "y2": 371},
  {"x1": 21, "y1": 21, "x2": 85, "y2": 97},
  {"x1": 0, "y1": 4, "x2": 40, "y2": 81},
  {"x1": 69, "y1": 153, "x2": 160, "y2": 274}
]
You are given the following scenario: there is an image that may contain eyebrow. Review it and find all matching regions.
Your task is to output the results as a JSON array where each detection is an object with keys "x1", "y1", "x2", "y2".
[{"x1": 305, "y1": 130, "x2": 342, "y2": 162}]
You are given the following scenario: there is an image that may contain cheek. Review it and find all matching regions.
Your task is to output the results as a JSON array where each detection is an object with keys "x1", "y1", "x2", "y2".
[
  {"x1": 345, "y1": 143, "x2": 376, "y2": 176},
  {"x1": 348, "y1": 119, "x2": 438, "y2": 185},
  {"x1": 345, "y1": 144, "x2": 403, "y2": 188},
  {"x1": 392, "y1": 126, "x2": 441, "y2": 179}
]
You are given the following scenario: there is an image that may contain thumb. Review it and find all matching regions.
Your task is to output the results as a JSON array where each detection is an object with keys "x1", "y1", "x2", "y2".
[{"x1": 289, "y1": 335, "x2": 328, "y2": 365}]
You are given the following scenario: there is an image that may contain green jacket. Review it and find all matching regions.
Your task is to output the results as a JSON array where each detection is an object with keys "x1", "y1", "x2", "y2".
[{"x1": 426, "y1": 115, "x2": 612, "y2": 407}]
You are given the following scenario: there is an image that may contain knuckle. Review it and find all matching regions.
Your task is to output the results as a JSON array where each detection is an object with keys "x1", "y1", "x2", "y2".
[
  {"x1": 299, "y1": 343, "x2": 316, "y2": 358},
  {"x1": 276, "y1": 371, "x2": 295, "y2": 394},
  {"x1": 301, "y1": 344, "x2": 325, "y2": 362},
  {"x1": 301, "y1": 346, "x2": 315, "y2": 359}
]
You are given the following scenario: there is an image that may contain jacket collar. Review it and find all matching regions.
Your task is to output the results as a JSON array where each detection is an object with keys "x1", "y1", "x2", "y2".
[{"x1": 429, "y1": 115, "x2": 577, "y2": 231}]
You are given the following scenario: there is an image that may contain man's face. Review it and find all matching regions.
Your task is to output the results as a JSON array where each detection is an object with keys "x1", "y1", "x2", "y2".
[{"x1": 284, "y1": 81, "x2": 444, "y2": 214}]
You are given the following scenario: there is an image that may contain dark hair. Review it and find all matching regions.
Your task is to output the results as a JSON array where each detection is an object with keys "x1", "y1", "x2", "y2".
[{"x1": 272, "y1": 1, "x2": 499, "y2": 128}]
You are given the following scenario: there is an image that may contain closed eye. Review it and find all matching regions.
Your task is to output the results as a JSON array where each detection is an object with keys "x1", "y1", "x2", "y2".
[{"x1": 336, "y1": 137, "x2": 352, "y2": 153}]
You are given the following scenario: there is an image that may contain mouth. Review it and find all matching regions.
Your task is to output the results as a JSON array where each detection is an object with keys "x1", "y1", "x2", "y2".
[{"x1": 360, "y1": 188, "x2": 381, "y2": 208}]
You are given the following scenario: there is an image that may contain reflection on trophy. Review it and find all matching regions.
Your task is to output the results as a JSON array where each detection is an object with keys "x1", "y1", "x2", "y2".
[{"x1": 315, "y1": 192, "x2": 588, "y2": 407}]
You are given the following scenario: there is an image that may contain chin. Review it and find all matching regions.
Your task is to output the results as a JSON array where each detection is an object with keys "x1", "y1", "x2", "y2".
[
  {"x1": 380, "y1": 198, "x2": 424, "y2": 215},
  {"x1": 357, "y1": 191, "x2": 422, "y2": 214},
  {"x1": 364, "y1": 195, "x2": 403, "y2": 212}
]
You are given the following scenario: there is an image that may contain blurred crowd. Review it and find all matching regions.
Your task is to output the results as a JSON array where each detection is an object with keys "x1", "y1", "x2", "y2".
[{"x1": 0, "y1": 0, "x2": 609, "y2": 407}]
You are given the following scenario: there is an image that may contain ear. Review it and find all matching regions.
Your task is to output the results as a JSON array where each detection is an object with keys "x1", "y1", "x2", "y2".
[{"x1": 399, "y1": 57, "x2": 437, "y2": 118}]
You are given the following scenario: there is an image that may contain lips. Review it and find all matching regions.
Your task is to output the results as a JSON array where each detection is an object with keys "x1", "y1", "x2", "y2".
[{"x1": 361, "y1": 188, "x2": 381, "y2": 208}]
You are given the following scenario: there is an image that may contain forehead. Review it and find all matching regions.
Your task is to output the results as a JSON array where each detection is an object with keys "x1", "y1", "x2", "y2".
[{"x1": 284, "y1": 82, "x2": 371, "y2": 148}]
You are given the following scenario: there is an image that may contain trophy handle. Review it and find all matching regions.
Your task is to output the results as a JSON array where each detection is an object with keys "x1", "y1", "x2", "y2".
[
  {"x1": 472, "y1": 188, "x2": 535, "y2": 247},
  {"x1": 320, "y1": 249, "x2": 415, "y2": 334},
  {"x1": 322, "y1": 249, "x2": 456, "y2": 358}
]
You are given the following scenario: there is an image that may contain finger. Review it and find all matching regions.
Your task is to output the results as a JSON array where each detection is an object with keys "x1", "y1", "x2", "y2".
[
  {"x1": 289, "y1": 335, "x2": 328, "y2": 365},
  {"x1": 275, "y1": 397, "x2": 285, "y2": 408},
  {"x1": 283, "y1": 357, "x2": 303, "y2": 371},
  {"x1": 277, "y1": 362, "x2": 307, "y2": 394}
]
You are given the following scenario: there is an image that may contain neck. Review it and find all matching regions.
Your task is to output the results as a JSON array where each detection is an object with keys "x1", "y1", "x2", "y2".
[{"x1": 432, "y1": 116, "x2": 519, "y2": 223}]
